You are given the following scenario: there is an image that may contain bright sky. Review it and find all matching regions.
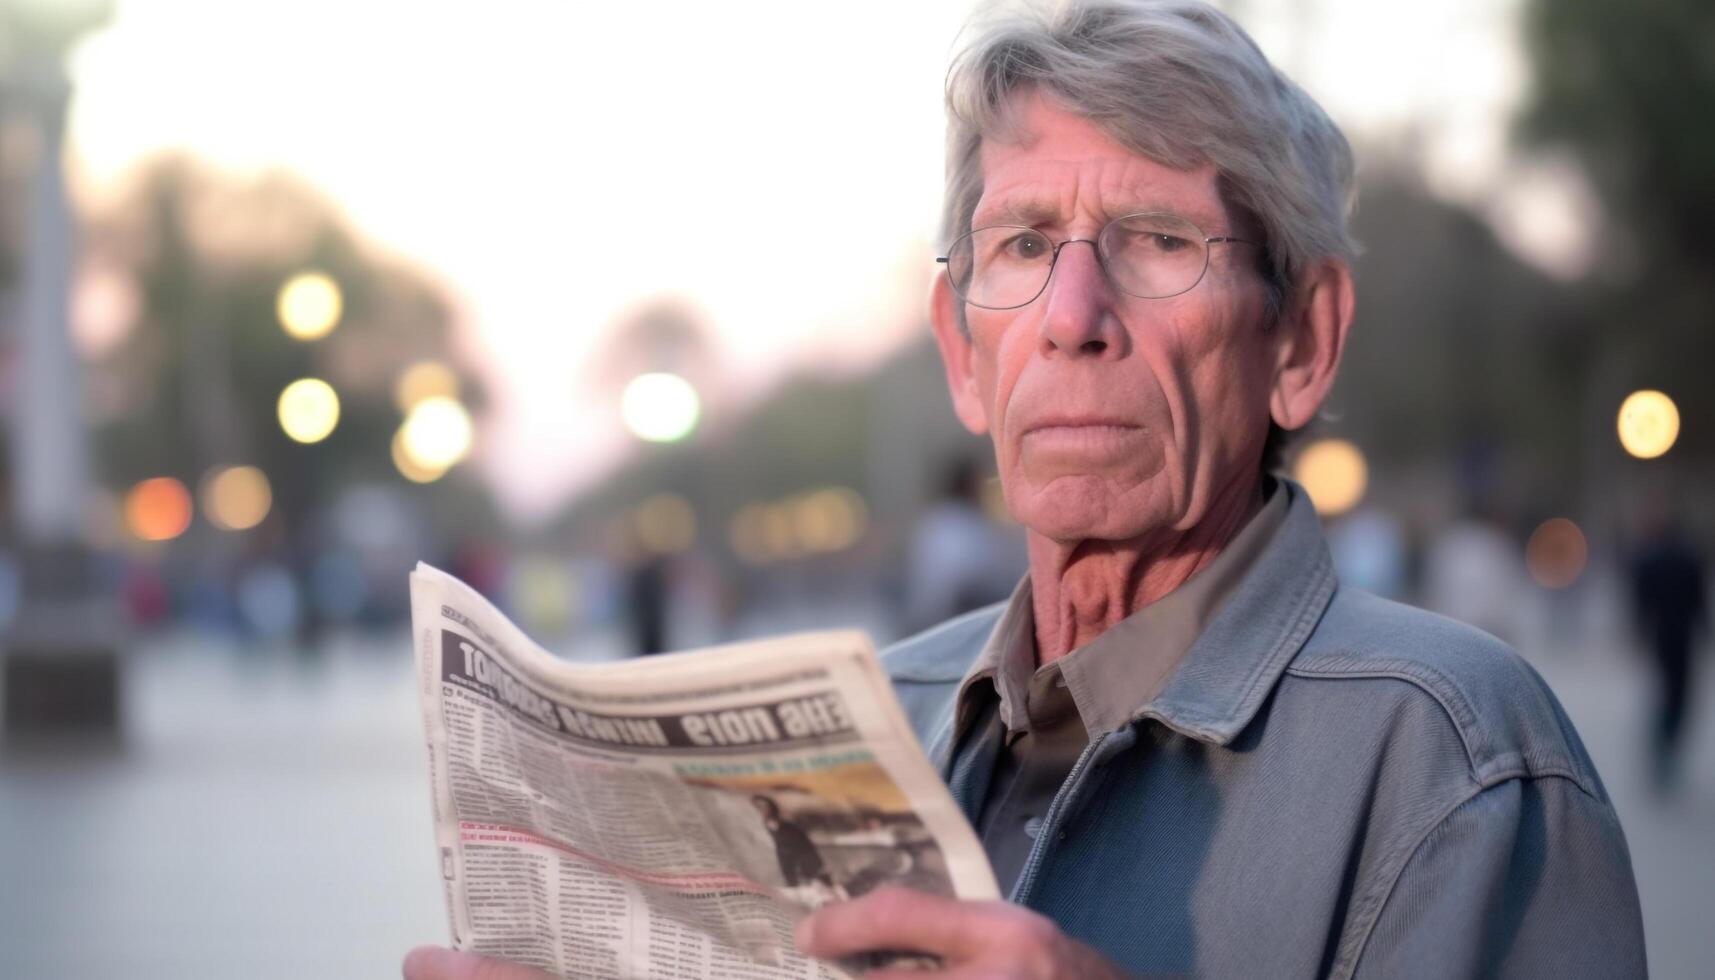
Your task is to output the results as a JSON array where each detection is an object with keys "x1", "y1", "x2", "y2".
[{"x1": 63, "y1": 0, "x2": 1589, "y2": 521}]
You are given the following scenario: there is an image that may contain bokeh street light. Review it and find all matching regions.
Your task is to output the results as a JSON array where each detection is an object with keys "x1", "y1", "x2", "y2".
[
  {"x1": 621, "y1": 372, "x2": 700, "y2": 443},
  {"x1": 391, "y1": 430, "x2": 448, "y2": 484},
  {"x1": 201, "y1": 465, "x2": 273, "y2": 531},
  {"x1": 1617, "y1": 390, "x2": 1679, "y2": 460},
  {"x1": 277, "y1": 378, "x2": 341, "y2": 443},
  {"x1": 125, "y1": 477, "x2": 193, "y2": 542},
  {"x1": 394, "y1": 359, "x2": 459, "y2": 413},
  {"x1": 728, "y1": 487, "x2": 869, "y2": 564},
  {"x1": 1525, "y1": 517, "x2": 1589, "y2": 590},
  {"x1": 275, "y1": 271, "x2": 343, "y2": 341},
  {"x1": 790, "y1": 488, "x2": 867, "y2": 553},
  {"x1": 1293, "y1": 438, "x2": 1368, "y2": 517},
  {"x1": 399, "y1": 396, "x2": 474, "y2": 470},
  {"x1": 633, "y1": 493, "x2": 697, "y2": 555}
]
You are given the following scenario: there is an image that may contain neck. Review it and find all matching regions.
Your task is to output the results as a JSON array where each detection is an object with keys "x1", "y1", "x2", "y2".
[{"x1": 1028, "y1": 476, "x2": 1264, "y2": 666}]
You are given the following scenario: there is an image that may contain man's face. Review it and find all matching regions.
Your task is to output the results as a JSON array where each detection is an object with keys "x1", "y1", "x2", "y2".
[{"x1": 935, "y1": 93, "x2": 1280, "y2": 545}]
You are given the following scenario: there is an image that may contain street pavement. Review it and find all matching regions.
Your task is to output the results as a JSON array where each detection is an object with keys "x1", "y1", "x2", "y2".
[
  {"x1": 0, "y1": 633, "x2": 445, "y2": 980},
  {"x1": 0, "y1": 623, "x2": 1709, "y2": 978},
  {"x1": 1524, "y1": 642, "x2": 1715, "y2": 980}
]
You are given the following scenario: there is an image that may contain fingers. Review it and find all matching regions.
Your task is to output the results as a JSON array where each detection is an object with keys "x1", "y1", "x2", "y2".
[
  {"x1": 401, "y1": 945, "x2": 559, "y2": 980},
  {"x1": 795, "y1": 886, "x2": 1035, "y2": 963}
]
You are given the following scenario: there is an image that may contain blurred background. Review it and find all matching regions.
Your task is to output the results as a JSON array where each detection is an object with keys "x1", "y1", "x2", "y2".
[{"x1": 0, "y1": 0, "x2": 1709, "y2": 976}]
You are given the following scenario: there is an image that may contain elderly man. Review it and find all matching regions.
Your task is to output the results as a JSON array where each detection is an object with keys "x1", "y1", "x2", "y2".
[{"x1": 406, "y1": 2, "x2": 1645, "y2": 977}]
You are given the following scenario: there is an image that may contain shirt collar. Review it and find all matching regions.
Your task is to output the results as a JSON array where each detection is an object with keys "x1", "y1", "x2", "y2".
[
  {"x1": 952, "y1": 575, "x2": 1033, "y2": 734},
  {"x1": 1061, "y1": 479, "x2": 1288, "y2": 735},
  {"x1": 1136, "y1": 479, "x2": 1336, "y2": 745},
  {"x1": 951, "y1": 478, "x2": 1335, "y2": 747}
]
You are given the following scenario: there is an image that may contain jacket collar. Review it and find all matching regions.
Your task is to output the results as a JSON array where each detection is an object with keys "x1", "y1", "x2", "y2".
[
  {"x1": 1132, "y1": 479, "x2": 1337, "y2": 745},
  {"x1": 925, "y1": 479, "x2": 1337, "y2": 767}
]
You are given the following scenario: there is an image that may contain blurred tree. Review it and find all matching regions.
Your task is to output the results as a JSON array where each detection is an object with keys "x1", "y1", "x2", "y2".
[
  {"x1": 85, "y1": 157, "x2": 497, "y2": 556},
  {"x1": 1327, "y1": 171, "x2": 1589, "y2": 505},
  {"x1": 556, "y1": 332, "x2": 984, "y2": 576},
  {"x1": 1519, "y1": 0, "x2": 1715, "y2": 458}
]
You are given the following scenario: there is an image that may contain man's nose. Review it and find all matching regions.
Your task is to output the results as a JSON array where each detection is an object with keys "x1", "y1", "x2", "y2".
[{"x1": 1039, "y1": 241, "x2": 1127, "y2": 357}]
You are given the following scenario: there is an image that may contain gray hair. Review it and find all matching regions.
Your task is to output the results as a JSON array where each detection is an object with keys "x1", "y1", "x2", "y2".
[{"x1": 942, "y1": 0, "x2": 1359, "y2": 321}]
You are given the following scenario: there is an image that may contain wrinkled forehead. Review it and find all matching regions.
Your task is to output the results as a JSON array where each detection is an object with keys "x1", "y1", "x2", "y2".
[{"x1": 971, "y1": 92, "x2": 1233, "y2": 231}]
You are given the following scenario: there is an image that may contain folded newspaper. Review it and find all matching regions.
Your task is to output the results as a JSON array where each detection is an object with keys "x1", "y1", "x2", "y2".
[{"x1": 411, "y1": 563, "x2": 999, "y2": 978}]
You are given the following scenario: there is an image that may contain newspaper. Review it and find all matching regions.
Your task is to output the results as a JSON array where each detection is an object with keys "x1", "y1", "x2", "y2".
[{"x1": 411, "y1": 563, "x2": 999, "y2": 979}]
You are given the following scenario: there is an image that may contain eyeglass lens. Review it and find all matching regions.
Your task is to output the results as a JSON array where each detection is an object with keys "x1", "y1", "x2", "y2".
[{"x1": 945, "y1": 212, "x2": 1210, "y2": 309}]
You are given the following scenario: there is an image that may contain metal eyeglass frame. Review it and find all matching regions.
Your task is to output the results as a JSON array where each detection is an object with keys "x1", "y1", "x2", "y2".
[{"x1": 935, "y1": 211, "x2": 1262, "y2": 310}]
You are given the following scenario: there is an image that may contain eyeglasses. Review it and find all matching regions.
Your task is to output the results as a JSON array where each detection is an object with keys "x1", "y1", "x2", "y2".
[{"x1": 937, "y1": 212, "x2": 1261, "y2": 310}]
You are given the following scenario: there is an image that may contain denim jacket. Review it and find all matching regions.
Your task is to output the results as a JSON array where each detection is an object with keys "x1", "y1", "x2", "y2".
[{"x1": 883, "y1": 484, "x2": 1646, "y2": 978}]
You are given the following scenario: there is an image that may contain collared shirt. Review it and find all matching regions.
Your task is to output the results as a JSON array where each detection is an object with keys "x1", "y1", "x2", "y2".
[
  {"x1": 882, "y1": 480, "x2": 1646, "y2": 979},
  {"x1": 961, "y1": 481, "x2": 1288, "y2": 892}
]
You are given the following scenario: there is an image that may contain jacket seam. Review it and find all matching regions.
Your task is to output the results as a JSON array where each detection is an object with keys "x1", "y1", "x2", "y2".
[
  {"x1": 1285, "y1": 661, "x2": 1483, "y2": 773},
  {"x1": 1283, "y1": 661, "x2": 1601, "y2": 800},
  {"x1": 1335, "y1": 771, "x2": 1589, "y2": 980}
]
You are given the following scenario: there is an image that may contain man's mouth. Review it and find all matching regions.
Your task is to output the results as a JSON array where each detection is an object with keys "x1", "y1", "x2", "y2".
[
  {"x1": 1021, "y1": 417, "x2": 1142, "y2": 437},
  {"x1": 1019, "y1": 418, "x2": 1145, "y2": 460}
]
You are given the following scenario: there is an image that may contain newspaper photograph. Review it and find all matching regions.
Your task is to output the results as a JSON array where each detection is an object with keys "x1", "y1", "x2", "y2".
[{"x1": 410, "y1": 563, "x2": 999, "y2": 979}]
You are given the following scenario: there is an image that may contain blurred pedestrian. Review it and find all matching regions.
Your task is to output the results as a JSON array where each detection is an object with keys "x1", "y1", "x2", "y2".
[
  {"x1": 1629, "y1": 502, "x2": 1709, "y2": 791},
  {"x1": 1422, "y1": 498, "x2": 1525, "y2": 643},
  {"x1": 626, "y1": 552, "x2": 670, "y2": 655},
  {"x1": 901, "y1": 457, "x2": 1025, "y2": 633},
  {"x1": 1326, "y1": 505, "x2": 1408, "y2": 600}
]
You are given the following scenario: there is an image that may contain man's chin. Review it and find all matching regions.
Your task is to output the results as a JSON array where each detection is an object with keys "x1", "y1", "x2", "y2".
[{"x1": 1011, "y1": 484, "x2": 1167, "y2": 545}]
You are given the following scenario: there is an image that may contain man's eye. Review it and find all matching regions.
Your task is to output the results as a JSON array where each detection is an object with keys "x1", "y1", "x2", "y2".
[
  {"x1": 1146, "y1": 233, "x2": 1192, "y2": 253},
  {"x1": 1001, "y1": 235, "x2": 1048, "y2": 260}
]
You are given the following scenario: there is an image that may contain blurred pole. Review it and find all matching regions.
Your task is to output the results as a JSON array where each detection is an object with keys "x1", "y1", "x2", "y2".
[
  {"x1": 12, "y1": 55, "x2": 86, "y2": 544},
  {"x1": 2, "y1": 1, "x2": 121, "y2": 743}
]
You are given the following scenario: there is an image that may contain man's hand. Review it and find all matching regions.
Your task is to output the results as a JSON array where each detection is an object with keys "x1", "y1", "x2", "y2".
[
  {"x1": 401, "y1": 946, "x2": 558, "y2": 980},
  {"x1": 795, "y1": 886, "x2": 1128, "y2": 980}
]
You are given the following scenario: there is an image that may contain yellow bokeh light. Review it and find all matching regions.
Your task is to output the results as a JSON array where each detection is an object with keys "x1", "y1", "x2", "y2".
[
  {"x1": 392, "y1": 429, "x2": 449, "y2": 483},
  {"x1": 634, "y1": 493, "x2": 697, "y2": 554},
  {"x1": 1616, "y1": 390, "x2": 1679, "y2": 460},
  {"x1": 393, "y1": 359, "x2": 460, "y2": 413},
  {"x1": 400, "y1": 396, "x2": 474, "y2": 470},
  {"x1": 277, "y1": 377, "x2": 341, "y2": 443},
  {"x1": 791, "y1": 487, "x2": 869, "y2": 554},
  {"x1": 201, "y1": 465, "x2": 273, "y2": 531},
  {"x1": 125, "y1": 477, "x2": 193, "y2": 542},
  {"x1": 1293, "y1": 438, "x2": 1368, "y2": 517},
  {"x1": 729, "y1": 489, "x2": 869, "y2": 564},
  {"x1": 276, "y1": 271, "x2": 343, "y2": 341},
  {"x1": 621, "y1": 372, "x2": 701, "y2": 443},
  {"x1": 1526, "y1": 517, "x2": 1589, "y2": 590}
]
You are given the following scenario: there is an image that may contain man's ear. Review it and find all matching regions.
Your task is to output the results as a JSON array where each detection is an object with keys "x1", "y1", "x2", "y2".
[
  {"x1": 930, "y1": 274, "x2": 991, "y2": 436},
  {"x1": 1268, "y1": 259, "x2": 1354, "y2": 432}
]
